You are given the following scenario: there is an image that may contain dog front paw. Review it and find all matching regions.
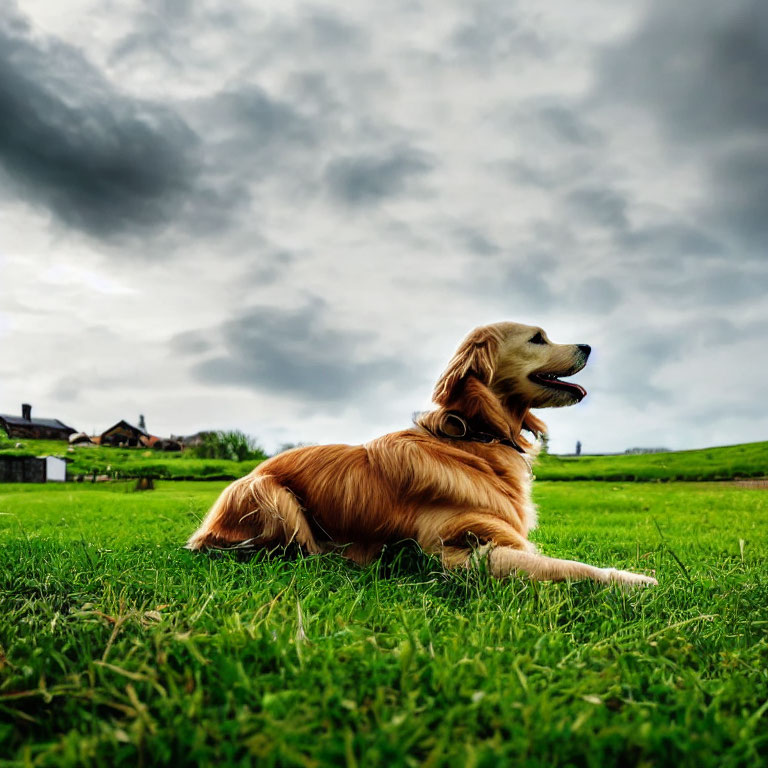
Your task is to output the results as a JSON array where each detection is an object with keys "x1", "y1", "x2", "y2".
[{"x1": 605, "y1": 568, "x2": 658, "y2": 588}]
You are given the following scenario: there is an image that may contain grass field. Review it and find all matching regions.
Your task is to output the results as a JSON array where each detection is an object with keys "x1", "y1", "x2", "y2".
[
  {"x1": 1, "y1": 481, "x2": 767, "y2": 766},
  {"x1": 3, "y1": 433, "x2": 768, "y2": 482},
  {"x1": 0, "y1": 435, "x2": 258, "y2": 482},
  {"x1": 539, "y1": 441, "x2": 768, "y2": 482}
]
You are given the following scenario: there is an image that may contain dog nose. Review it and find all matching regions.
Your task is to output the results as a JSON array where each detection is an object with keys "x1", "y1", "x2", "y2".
[{"x1": 578, "y1": 344, "x2": 591, "y2": 358}]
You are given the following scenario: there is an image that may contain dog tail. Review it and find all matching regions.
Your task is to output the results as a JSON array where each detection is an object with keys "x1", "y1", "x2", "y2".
[{"x1": 186, "y1": 472, "x2": 321, "y2": 553}]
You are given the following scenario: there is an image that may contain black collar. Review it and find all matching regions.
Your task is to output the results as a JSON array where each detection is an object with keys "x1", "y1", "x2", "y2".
[{"x1": 426, "y1": 411, "x2": 525, "y2": 454}]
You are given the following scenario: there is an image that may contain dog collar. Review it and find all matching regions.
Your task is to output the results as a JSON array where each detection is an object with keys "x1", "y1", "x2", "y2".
[{"x1": 431, "y1": 412, "x2": 525, "y2": 454}]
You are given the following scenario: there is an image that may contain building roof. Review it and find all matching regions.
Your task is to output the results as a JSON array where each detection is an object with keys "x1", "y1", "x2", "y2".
[
  {"x1": 0, "y1": 415, "x2": 75, "y2": 431},
  {"x1": 101, "y1": 420, "x2": 149, "y2": 437}
]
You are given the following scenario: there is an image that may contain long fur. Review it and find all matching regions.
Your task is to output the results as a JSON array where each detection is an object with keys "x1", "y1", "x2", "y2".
[{"x1": 187, "y1": 322, "x2": 657, "y2": 587}]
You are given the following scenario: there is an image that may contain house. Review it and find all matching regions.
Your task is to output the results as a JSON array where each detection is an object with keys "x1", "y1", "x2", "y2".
[
  {"x1": 139, "y1": 434, "x2": 161, "y2": 449},
  {"x1": 100, "y1": 420, "x2": 149, "y2": 447},
  {"x1": 0, "y1": 404, "x2": 76, "y2": 441},
  {"x1": 0, "y1": 455, "x2": 68, "y2": 483}
]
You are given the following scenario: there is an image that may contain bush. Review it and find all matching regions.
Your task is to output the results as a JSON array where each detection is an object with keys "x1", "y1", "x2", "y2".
[{"x1": 186, "y1": 431, "x2": 267, "y2": 462}]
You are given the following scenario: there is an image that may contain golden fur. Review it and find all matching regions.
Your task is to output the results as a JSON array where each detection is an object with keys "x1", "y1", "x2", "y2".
[{"x1": 187, "y1": 322, "x2": 657, "y2": 587}]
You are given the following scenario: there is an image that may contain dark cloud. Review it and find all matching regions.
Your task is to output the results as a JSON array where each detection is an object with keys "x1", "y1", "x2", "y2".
[
  {"x1": 566, "y1": 186, "x2": 629, "y2": 233},
  {"x1": 110, "y1": 2, "x2": 241, "y2": 68},
  {"x1": 469, "y1": 256, "x2": 627, "y2": 317},
  {"x1": 241, "y1": 252, "x2": 296, "y2": 288},
  {"x1": 170, "y1": 331, "x2": 213, "y2": 356},
  {"x1": 498, "y1": 156, "x2": 594, "y2": 194},
  {"x1": 450, "y1": 2, "x2": 549, "y2": 66},
  {"x1": 468, "y1": 254, "x2": 557, "y2": 312},
  {"x1": 648, "y1": 262, "x2": 768, "y2": 307},
  {"x1": 492, "y1": 100, "x2": 603, "y2": 195},
  {"x1": 597, "y1": 313, "x2": 768, "y2": 413},
  {"x1": 535, "y1": 106, "x2": 602, "y2": 147},
  {"x1": 620, "y1": 224, "x2": 722, "y2": 259},
  {"x1": 574, "y1": 278, "x2": 621, "y2": 314},
  {"x1": 176, "y1": 301, "x2": 406, "y2": 404},
  {"x1": 456, "y1": 216, "x2": 626, "y2": 315},
  {"x1": 204, "y1": 87, "x2": 317, "y2": 149},
  {"x1": 598, "y1": 2, "x2": 768, "y2": 144},
  {"x1": 602, "y1": 330, "x2": 681, "y2": 407},
  {"x1": 709, "y1": 149, "x2": 768, "y2": 250},
  {"x1": 499, "y1": 102, "x2": 602, "y2": 150},
  {"x1": 455, "y1": 227, "x2": 501, "y2": 256},
  {"x1": 283, "y1": 8, "x2": 364, "y2": 50},
  {"x1": 700, "y1": 267, "x2": 768, "y2": 306},
  {"x1": 502, "y1": 160, "x2": 561, "y2": 189},
  {"x1": 324, "y1": 146, "x2": 434, "y2": 206},
  {"x1": 453, "y1": 219, "x2": 624, "y2": 314},
  {"x1": 186, "y1": 87, "x2": 321, "y2": 199},
  {"x1": 562, "y1": 182, "x2": 725, "y2": 269},
  {"x1": 595, "y1": 0, "x2": 768, "y2": 251},
  {"x1": 111, "y1": 4, "x2": 368, "y2": 99},
  {"x1": 0, "y1": 9, "x2": 204, "y2": 239}
]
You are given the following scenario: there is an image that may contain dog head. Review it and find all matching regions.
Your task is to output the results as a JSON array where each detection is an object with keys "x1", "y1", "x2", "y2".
[{"x1": 433, "y1": 322, "x2": 590, "y2": 410}]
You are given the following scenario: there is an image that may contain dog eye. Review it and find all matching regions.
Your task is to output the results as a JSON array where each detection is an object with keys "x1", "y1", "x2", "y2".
[{"x1": 528, "y1": 332, "x2": 546, "y2": 345}]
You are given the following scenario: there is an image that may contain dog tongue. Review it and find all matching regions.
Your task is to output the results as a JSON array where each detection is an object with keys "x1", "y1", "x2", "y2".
[
  {"x1": 531, "y1": 372, "x2": 587, "y2": 401},
  {"x1": 547, "y1": 376, "x2": 587, "y2": 400},
  {"x1": 562, "y1": 381, "x2": 587, "y2": 398}
]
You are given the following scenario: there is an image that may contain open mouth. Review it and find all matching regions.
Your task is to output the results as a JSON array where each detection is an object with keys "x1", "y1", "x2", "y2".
[{"x1": 529, "y1": 371, "x2": 587, "y2": 401}]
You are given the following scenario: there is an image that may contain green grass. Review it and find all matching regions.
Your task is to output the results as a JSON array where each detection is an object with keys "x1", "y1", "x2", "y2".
[
  {"x1": 0, "y1": 435, "x2": 259, "y2": 481},
  {"x1": 3, "y1": 433, "x2": 768, "y2": 482},
  {"x1": 538, "y1": 441, "x2": 768, "y2": 482},
  {"x1": 1, "y1": 481, "x2": 767, "y2": 766}
]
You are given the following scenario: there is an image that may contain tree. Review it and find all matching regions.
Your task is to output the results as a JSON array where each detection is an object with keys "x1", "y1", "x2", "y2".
[{"x1": 186, "y1": 431, "x2": 267, "y2": 462}]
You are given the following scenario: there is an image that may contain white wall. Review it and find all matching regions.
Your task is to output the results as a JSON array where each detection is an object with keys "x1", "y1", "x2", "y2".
[{"x1": 45, "y1": 456, "x2": 67, "y2": 482}]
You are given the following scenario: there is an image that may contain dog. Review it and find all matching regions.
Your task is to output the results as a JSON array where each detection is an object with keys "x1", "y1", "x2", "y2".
[{"x1": 187, "y1": 322, "x2": 657, "y2": 587}]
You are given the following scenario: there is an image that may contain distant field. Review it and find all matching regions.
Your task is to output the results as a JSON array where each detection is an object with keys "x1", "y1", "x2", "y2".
[
  {"x1": 1, "y1": 481, "x2": 766, "y2": 766},
  {"x1": 2, "y1": 433, "x2": 768, "y2": 482},
  {"x1": 0, "y1": 436, "x2": 259, "y2": 481},
  {"x1": 538, "y1": 440, "x2": 768, "y2": 481}
]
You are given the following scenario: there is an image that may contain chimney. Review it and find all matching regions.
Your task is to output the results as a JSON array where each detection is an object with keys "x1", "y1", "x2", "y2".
[{"x1": 22, "y1": 403, "x2": 32, "y2": 421}]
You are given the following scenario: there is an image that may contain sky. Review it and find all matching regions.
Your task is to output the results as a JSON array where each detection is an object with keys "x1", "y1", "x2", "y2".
[{"x1": 1, "y1": 0, "x2": 766, "y2": 455}]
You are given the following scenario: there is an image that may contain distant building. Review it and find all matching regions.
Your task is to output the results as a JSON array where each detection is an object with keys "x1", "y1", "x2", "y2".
[
  {"x1": 69, "y1": 432, "x2": 93, "y2": 445},
  {"x1": 136, "y1": 434, "x2": 177, "y2": 451},
  {"x1": 100, "y1": 420, "x2": 148, "y2": 447},
  {"x1": 624, "y1": 447, "x2": 671, "y2": 455},
  {"x1": 0, "y1": 455, "x2": 68, "y2": 482},
  {"x1": 139, "y1": 434, "x2": 161, "y2": 449},
  {"x1": 0, "y1": 404, "x2": 76, "y2": 441}
]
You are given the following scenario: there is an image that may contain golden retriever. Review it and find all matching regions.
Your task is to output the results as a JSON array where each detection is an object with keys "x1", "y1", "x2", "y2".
[{"x1": 187, "y1": 322, "x2": 657, "y2": 587}]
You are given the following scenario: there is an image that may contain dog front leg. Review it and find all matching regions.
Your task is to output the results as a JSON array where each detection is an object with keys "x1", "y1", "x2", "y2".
[{"x1": 488, "y1": 546, "x2": 657, "y2": 587}]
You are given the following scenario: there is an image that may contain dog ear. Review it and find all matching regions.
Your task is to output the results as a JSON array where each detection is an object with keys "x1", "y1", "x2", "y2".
[
  {"x1": 433, "y1": 326, "x2": 501, "y2": 405},
  {"x1": 522, "y1": 410, "x2": 546, "y2": 439}
]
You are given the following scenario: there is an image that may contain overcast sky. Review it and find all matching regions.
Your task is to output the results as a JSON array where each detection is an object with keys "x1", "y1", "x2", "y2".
[{"x1": 1, "y1": 0, "x2": 766, "y2": 454}]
